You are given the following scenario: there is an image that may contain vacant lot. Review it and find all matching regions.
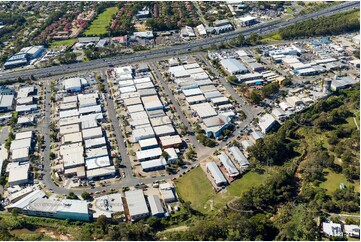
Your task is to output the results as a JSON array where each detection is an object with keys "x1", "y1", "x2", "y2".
[
  {"x1": 84, "y1": 7, "x2": 118, "y2": 36},
  {"x1": 175, "y1": 167, "x2": 269, "y2": 214},
  {"x1": 50, "y1": 39, "x2": 77, "y2": 49}
]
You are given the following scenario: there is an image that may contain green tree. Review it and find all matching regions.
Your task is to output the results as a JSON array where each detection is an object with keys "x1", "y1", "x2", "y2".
[
  {"x1": 250, "y1": 90, "x2": 262, "y2": 104},
  {"x1": 81, "y1": 192, "x2": 91, "y2": 200},
  {"x1": 96, "y1": 215, "x2": 108, "y2": 234}
]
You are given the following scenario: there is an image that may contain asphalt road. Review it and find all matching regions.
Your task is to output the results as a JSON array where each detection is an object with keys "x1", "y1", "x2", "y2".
[
  {"x1": 101, "y1": 70, "x2": 135, "y2": 182},
  {"x1": 0, "y1": 1, "x2": 358, "y2": 82}
]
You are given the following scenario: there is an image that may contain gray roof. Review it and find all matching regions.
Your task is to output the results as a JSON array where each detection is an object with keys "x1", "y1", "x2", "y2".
[
  {"x1": 218, "y1": 152, "x2": 239, "y2": 176},
  {"x1": 147, "y1": 195, "x2": 165, "y2": 216},
  {"x1": 125, "y1": 190, "x2": 149, "y2": 218},
  {"x1": 206, "y1": 161, "x2": 227, "y2": 186},
  {"x1": 0, "y1": 95, "x2": 14, "y2": 108},
  {"x1": 228, "y1": 146, "x2": 249, "y2": 167},
  {"x1": 220, "y1": 58, "x2": 248, "y2": 74}
]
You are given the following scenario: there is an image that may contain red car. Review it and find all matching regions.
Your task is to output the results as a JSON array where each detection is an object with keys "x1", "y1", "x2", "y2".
[
  {"x1": 89, "y1": 192, "x2": 94, "y2": 196},
  {"x1": 101, "y1": 190, "x2": 106, "y2": 193}
]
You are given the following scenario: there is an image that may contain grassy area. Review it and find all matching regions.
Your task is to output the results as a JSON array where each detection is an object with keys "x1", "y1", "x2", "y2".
[
  {"x1": 175, "y1": 167, "x2": 214, "y2": 213},
  {"x1": 211, "y1": 171, "x2": 269, "y2": 211},
  {"x1": 49, "y1": 39, "x2": 77, "y2": 49},
  {"x1": 320, "y1": 169, "x2": 360, "y2": 195},
  {"x1": 175, "y1": 167, "x2": 269, "y2": 214},
  {"x1": 285, "y1": 8, "x2": 294, "y2": 14},
  {"x1": 84, "y1": 7, "x2": 118, "y2": 36}
]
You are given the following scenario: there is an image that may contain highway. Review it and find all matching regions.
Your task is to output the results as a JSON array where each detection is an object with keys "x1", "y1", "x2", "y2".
[{"x1": 0, "y1": 1, "x2": 358, "y2": 82}]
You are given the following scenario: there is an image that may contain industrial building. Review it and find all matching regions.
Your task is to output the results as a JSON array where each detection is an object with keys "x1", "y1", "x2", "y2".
[
  {"x1": 258, "y1": 114, "x2": 279, "y2": 134},
  {"x1": 93, "y1": 193, "x2": 124, "y2": 219},
  {"x1": 191, "y1": 102, "x2": 217, "y2": 119},
  {"x1": 8, "y1": 162, "x2": 30, "y2": 186},
  {"x1": 218, "y1": 152, "x2": 239, "y2": 177},
  {"x1": 238, "y1": 16, "x2": 257, "y2": 26},
  {"x1": 141, "y1": 158, "x2": 167, "y2": 172},
  {"x1": 125, "y1": 190, "x2": 149, "y2": 221},
  {"x1": 139, "y1": 138, "x2": 159, "y2": 150},
  {"x1": 220, "y1": 58, "x2": 248, "y2": 75},
  {"x1": 136, "y1": 147, "x2": 162, "y2": 161},
  {"x1": 63, "y1": 77, "x2": 88, "y2": 92},
  {"x1": 159, "y1": 183, "x2": 177, "y2": 203},
  {"x1": 147, "y1": 195, "x2": 165, "y2": 217},
  {"x1": 206, "y1": 162, "x2": 227, "y2": 186},
  {"x1": 228, "y1": 146, "x2": 249, "y2": 168},
  {"x1": 8, "y1": 191, "x2": 90, "y2": 221},
  {"x1": 0, "y1": 94, "x2": 15, "y2": 112},
  {"x1": 159, "y1": 135, "x2": 183, "y2": 148},
  {"x1": 86, "y1": 166, "x2": 116, "y2": 180}
]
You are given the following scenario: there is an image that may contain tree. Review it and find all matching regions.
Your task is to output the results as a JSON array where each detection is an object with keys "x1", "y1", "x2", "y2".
[
  {"x1": 227, "y1": 75, "x2": 238, "y2": 83},
  {"x1": 96, "y1": 215, "x2": 108, "y2": 234},
  {"x1": 262, "y1": 82, "x2": 280, "y2": 98},
  {"x1": 81, "y1": 192, "x2": 91, "y2": 200},
  {"x1": 250, "y1": 90, "x2": 262, "y2": 104},
  {"x1": 11, "y1": 207, "x2": 20, "y2": 217},
  {"x1": 161, "y1": 150, "x2": 169, "y2": 159},
  {"x1": 66, "y1": 192, "x2": 79, "y2": 200}
]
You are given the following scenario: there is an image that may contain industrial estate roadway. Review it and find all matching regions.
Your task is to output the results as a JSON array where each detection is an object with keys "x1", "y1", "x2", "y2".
[{"x1": 11, "y1": 1, "x2": 360, "y2": 196}]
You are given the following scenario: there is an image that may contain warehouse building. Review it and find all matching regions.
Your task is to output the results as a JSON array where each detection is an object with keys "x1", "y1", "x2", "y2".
[
  {"x1": 63, "y1": 77, "x2": 87, "y2": 92},
  {"x1": 61, "y1": 143, "x2": 85, "y2": 169},
  {"x1": 82, "y1": 127, "x2": 103, "y2": 140},
  {"x1": 206, "y1": 162, "x2": 227, "y2": 186},
  {"x1": 139, "y1": 138, "x2": 159, "y2": 150},
  {"x1": 93, "y1": 193, "x2": 124, "y2": 219},
  {"x1": 136, "y1": 147, "x2": 162, "y2": 162},
  {"x1": 141, "y1": 95, "x2": 164, "y2": 111},
  {"x1": 59, "y1": 124, "x2": 80, "y2": 136},
  {"x1": 12, "y1": 148, "x2": 29, "y2": 163},
  {"x1": 191, "y1": 102, "x2": 217, "y2": 119},
  {"x1": 0, "y1": 94, "x2": 15, "y2": 112},
  {"x1": 159, "y1": 135, "x2": 183, "y2": 149},
  {"x1": 132, "y1": 126, "x2": 155, "y2": 142},
  {"x1": 238, "y1": 16, "x2": 257, "y2": 26},
  {"x1": 125, "y1": 190, "x2": 149, "y2": 221},
  {"x1": 218, "y1": 152, "x2": 239, "y2": 177},
  {"x1": 150, "y1": 116, "x2": 172, "y2": 127},
  {"x1": 159, "y1": 183, "x2": 177, "y2": 203},
  {"x1": 153, "y1": 125, "x2": 176, "y2": 137},
  {"x1": 258, "y1": 114, "x2": 279, "y2": 134},
  {"x1": 87, "y1": 166, "x2": 115, "y2": 180},
  {"x1": 8, "y1": 162, "x2": 30, "y2": 186},
  {"x1": 86, "y1": 156, "x2": 111, "y2": 170},
  {"x1": 62, "y1": 132, "x2": 83, "y2": 144},
  {"x1": 10, "y1": 138, "x2": 32, "y2": 152},
  {"x1": 85, "y1": 146, "x2": 108, "y2": 159},
  {"x1": 220, "y1": 58, "x2": 248, "y2": 75},
  {"x1": 182, "y1": 88, "x2": 203, "y2": 97},
  {"x1": 141, "y1": 158, "x2": 167, "y2": 172},
  {"x1": 228, "y1": 146, "x2": 249, "y2": 168},
  {"x1": 147, "y1": 195, "x2": 165, "y2": 217}
]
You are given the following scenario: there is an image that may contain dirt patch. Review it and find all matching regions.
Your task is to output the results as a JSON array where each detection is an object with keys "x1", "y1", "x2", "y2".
[{"x1": 36, "y1": 228, "x2": 73, "y2": 241}]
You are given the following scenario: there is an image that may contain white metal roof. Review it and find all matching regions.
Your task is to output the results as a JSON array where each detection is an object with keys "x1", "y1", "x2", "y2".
[
  {"x1": 136, "y1": 147, "x2": 162, "y2": 160},
  {"x1": 206, "y1": 162, "x2": 227, "y2": 185},
  {"x1": 148, "y1": 195, "x2": 165, "y2": 216},
  {"x1": 228, "y1": 146, "x2": 249, "y2": 167},
  {"x1": 125, "y1": 190, "x2": 149, "y2": 218}
]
